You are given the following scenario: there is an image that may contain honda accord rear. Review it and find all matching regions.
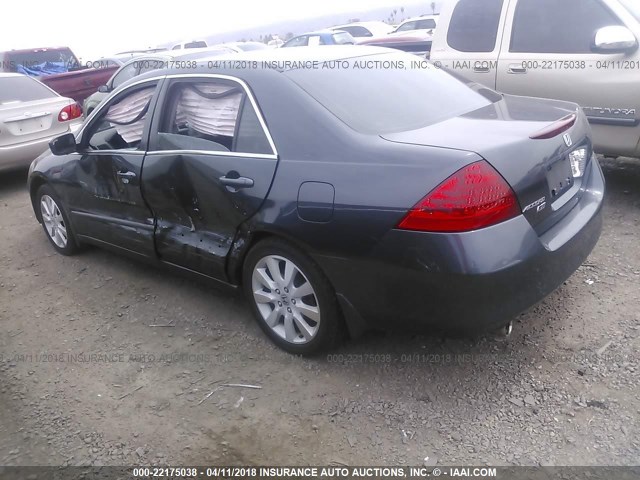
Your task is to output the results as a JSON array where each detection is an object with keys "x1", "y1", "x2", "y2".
[{"x1": 277, "y1": 51, "x2": 604, "y2": 339}]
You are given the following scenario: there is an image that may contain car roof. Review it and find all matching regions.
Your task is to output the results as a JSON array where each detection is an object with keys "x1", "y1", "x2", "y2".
[
  {"x1": 402, "y1": 15, "x2": 439, "y2": 22},
  {"x1": 128, "y1": 45, "x2": 393, "y2": 80},
  {"x1": 333, "y1": 21, "x2": 390, "y2": 28},
  {"x1": 1, "y1": 46, "x2": 72, "y2": 54},
  {"x1": 297, "y1": 29, "x2": 345, "y2": 36},
  {"x1": 119, "y1": 46, "x2": 394, "y2": 86},
  {"x1": 0, "y1": 72, "x2": 24, "y2": 78},
  {"x1": 119, "y1": 47, "x2": 233, "y2": 65}
]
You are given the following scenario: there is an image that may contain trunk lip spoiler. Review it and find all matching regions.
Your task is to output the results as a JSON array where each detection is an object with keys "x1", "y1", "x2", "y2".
[{"x1": 529, "y1": 113, "x2": 577, "y2": 140}]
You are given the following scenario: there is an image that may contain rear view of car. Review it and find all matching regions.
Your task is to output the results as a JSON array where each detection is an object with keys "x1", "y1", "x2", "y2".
[{"x1": 0, "y1": 74, "x2": 82, "y2": 172}]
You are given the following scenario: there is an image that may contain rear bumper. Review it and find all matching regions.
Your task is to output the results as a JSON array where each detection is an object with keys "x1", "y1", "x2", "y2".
[
  {"x1": 317, "y1": 158, "x2": 605, "y2": 333},
  {"x1": 0, "y1": 122, "x2": 81, "y2": 172}
]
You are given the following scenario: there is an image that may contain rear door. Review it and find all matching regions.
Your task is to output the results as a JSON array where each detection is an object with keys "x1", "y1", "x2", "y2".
[
  {"x1": 142, "y1": 75, "x2": 278, "y2": 280},
  {"x1": 496, "y1": 0, "x2": 640, "y2": 155},
  {"x1": 430, "y1": 0, "x2": 508, "y2": 86}
]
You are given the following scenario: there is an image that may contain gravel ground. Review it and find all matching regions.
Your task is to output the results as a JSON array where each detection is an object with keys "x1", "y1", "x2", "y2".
[{"x1": 0, "y1": 157, "x2": 638, "y2": 467}]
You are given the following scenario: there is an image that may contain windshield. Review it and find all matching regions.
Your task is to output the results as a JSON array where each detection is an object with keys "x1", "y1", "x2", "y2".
[
  {"x1": 619, "y1": 0, "x2": 640, "y2": 22},
  {"x1": 285, "y1": 53, "x2": 492, "y2": 134},
  {"x1": 0, "y1": 76, "x2": 57, "y2": 103},
  {"x1": 184, "y1": 41, "x2": 207, "y2": 49}
]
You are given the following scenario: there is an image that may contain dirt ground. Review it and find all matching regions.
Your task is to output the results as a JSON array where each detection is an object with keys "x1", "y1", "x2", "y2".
[{"x1": 0, "y1": 156, "x2": 638, "y2": 468}]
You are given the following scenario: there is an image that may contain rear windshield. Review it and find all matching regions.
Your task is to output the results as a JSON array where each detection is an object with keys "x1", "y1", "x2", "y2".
[
  {"x1": 0, "y1": 76, "x2": 57, "y2": 104},
  {"x1": 285, "y1": 53, "x2": 492, "y2": 134},
  {"x1": 7, "y1": 49, "x2": 80, "y2": 74}
]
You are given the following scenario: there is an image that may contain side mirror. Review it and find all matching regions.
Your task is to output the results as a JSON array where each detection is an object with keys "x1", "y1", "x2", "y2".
[
  {"x1": 49, "y1": 133, "x2": 77, "y2": 156},
  {"x1": 593, "y1": 26, "x2": 638, "y2": 54},
  {"x1": 97, "y1": 84, "x2": 110, "y2": 93}
]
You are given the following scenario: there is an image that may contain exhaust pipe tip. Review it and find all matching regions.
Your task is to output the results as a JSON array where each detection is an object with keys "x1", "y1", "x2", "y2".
[{"x1": 504, "y1": 321, "x2": 513, "y2": 337}]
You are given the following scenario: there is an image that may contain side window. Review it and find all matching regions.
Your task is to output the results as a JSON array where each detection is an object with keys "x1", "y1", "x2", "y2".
[
  {"x1": 396, "y1": 21, "x2": 416, "y2": 32},
  {"x1": 510, "y1": 0, "x2": 622, "y2": 53},
  {"x1": 84, "y1": 85, "x2": 156, "y2": 151},
  {"x1": 447, "y1": 0, "x2": 504, "y2": 52},
  {"x1": 112, "y1": 63, "x2": 137, "y2": 89},
  {"x1": 308, "y1": 36, "x2": 322, "y2": 46},
  {"x1": 417, "y1": 19, "x2": 437, "y2": 30},
  {"x1": 235, "y1": 98, "x2": 273, "y2": 155},
  {"x1": 156, "y1": 80, "x2": 273, "y2": 156},
  {"x1": 285, "y1": 36, "x2": 309, "y2": 47}
]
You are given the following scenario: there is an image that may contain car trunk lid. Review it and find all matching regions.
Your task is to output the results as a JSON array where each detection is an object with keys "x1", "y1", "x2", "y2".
[
  {"x1": 0, "y1": 97, "x2": 72, "y2": 148},
  {"x1": 381, "y1": 94, "x2": 593, "y2": 234}
]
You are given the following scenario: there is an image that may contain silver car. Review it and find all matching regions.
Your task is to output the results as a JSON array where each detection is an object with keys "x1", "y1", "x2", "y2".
[{"x1": 0, "y1": 73, "x2": 83, "y2": 172}]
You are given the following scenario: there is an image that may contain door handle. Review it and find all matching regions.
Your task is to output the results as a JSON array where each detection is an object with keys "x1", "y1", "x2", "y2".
[
  {"x1": 508, "y1": 64, "x2": 527, "y2": 74},
  {"x1": 474, "y1": 66, "x2": 490, "y2": 73},
  {"x1": 219, "y1": 175, "x2": 254, "y2": 189},
  {"x1": 116, "y1": 170, "x2": 136, "y2": 184}
]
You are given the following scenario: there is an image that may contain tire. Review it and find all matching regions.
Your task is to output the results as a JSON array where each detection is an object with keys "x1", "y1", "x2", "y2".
[
  {"x1": 243, "y1": 238, "x2": 345, "y2": 355},
  {"x1": 36, "y1": 184, "x2": 79, "y2": 256}
]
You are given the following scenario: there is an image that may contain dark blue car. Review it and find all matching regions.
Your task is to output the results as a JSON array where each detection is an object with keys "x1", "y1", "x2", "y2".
[{"x1": 28, "y1": 47, "x2": 604, "y2": 355}]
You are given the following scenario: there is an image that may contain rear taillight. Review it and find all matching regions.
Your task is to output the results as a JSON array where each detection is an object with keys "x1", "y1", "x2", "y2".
[
  {"x1": 58, "y1": 103, "x2": 83, "y2": 122},
  {"x1": 397, "y1": 160, "x2": 521, "y2": 233}
]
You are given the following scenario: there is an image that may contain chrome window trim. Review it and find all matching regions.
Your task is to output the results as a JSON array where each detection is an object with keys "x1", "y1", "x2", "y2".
[
  {"x1": 78, "y1": 73, "x2": 279, "y2": 159},
  {"x1": 145, "y1": 149, "x2": 277, "y2": 160},
  {"x1": 77, "y1": 76, "x2": 165, "y2": 140},
  {"x1": 160, "y1": 73, "x2": 278, "y2": 157}
]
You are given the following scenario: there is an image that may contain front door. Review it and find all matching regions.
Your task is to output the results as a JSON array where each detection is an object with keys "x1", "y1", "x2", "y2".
[
  {"x1": 141, "y1": 76, "x2": 278, "y2": 280},
  {"x1": 70, "y1": 80, "x2": 161, "y2": 258}
]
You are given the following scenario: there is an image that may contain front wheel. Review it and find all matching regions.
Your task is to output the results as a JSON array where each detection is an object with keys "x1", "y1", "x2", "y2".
[
  {"x1": 37, "y1": 184, "x2": 79, "y2": 255},
  {"x1": 243, "y1": 238, "x2": 345, "y2": 355}
]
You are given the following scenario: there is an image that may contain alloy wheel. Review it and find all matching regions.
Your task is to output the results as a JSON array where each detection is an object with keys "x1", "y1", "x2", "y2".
[
  {"x1": 251, "y1": 255, "x2": 321, "y2": 344},
  {"x1": 40, "y1": 195, "x2": 68, "y2": 249}
]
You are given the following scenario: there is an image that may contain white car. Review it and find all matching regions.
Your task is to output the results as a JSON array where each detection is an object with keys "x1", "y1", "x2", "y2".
[
  {"x1": 0, "y1": 74, "x2": 83, "y2": 172},
  {"x1": 390, "y1": 15, "x2": 439, "y2": 36},
  {"x1": 171, "y1": 40, "x2": 208, "y2": 50},
  {"x1": 330, "y1": 21, "x2": 394, "y2": 38}
]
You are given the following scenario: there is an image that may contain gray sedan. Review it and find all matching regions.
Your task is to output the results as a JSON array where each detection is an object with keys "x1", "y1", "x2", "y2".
[
  {"x1": 0, "y1": 74, "x2": 83, "y2": 172},
  {"x1": 28, "y1": 48, "x2": 604, "y2": 354}
]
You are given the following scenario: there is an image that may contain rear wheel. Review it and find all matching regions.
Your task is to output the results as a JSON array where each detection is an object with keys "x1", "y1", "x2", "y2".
[
  {"x1": 243, "y1": 238, "x2": 344, "y2": 355},
  {"x1": 37, "y1": 185, "x2": 79, "y2": 255}
]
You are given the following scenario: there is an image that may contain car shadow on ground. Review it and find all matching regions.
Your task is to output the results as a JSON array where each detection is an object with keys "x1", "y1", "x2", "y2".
[{"x1": 0, "y1": 168, "x2": 29, "y2": 195}]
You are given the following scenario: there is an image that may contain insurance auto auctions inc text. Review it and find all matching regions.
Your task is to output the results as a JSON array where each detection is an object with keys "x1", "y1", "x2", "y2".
[{"x1": 237, "y1": 466, "x2": 498, "y2": 478}]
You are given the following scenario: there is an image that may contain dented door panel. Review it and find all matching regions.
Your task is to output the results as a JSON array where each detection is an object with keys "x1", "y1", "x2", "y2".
[
  {"x1": 140, "y1": 152, "x2": 277, "y2": 279},
  {"x1": 69, "y1": 151, "x2": 156, "y2": 257}
]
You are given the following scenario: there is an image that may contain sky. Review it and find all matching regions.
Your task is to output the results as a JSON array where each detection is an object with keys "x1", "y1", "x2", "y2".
[{"x1": 1, "y1": 0, "x2": 430, "y2": 60}]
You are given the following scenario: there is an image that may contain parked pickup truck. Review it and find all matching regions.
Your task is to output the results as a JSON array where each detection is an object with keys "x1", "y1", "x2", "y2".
[
  {"x1": 431, "y1": 0, "x2": 640, "y2": 158},
  {"x1": 0, "y1": 47, "x2": 117, "y2": 104}
]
